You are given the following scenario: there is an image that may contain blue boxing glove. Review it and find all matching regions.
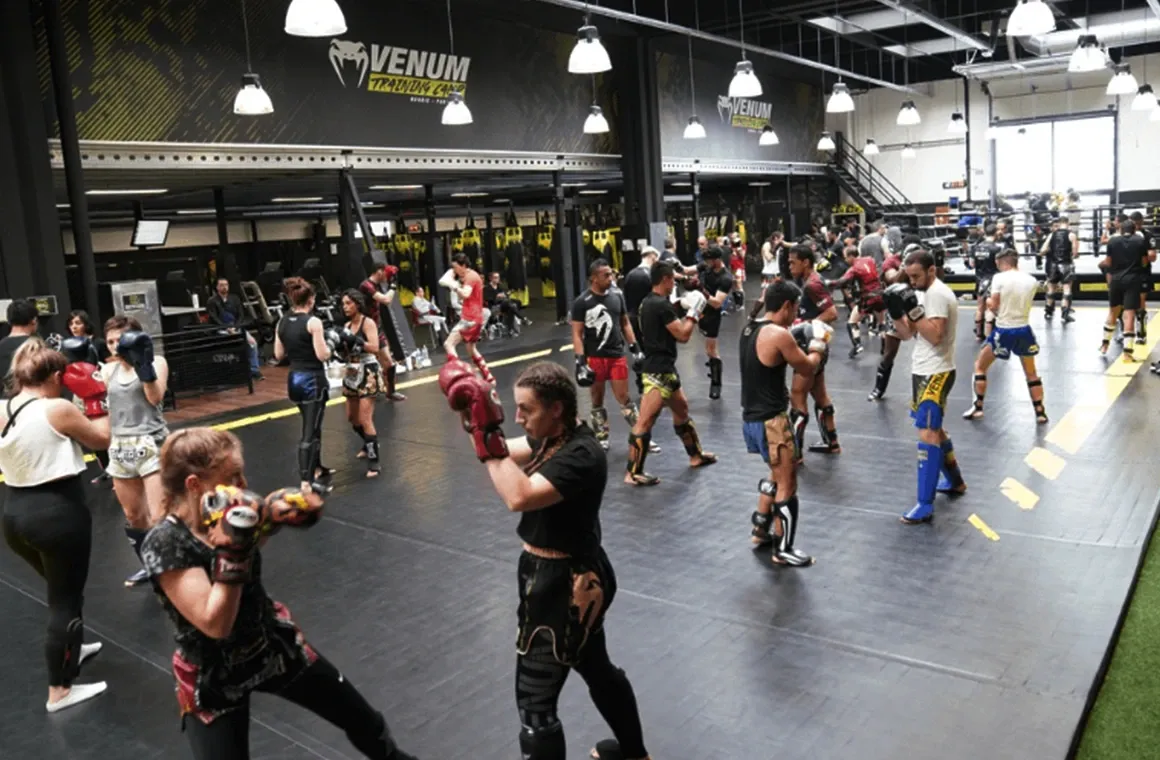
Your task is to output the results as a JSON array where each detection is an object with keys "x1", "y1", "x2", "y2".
[
  {"x1": 60, "y1": 336, "x2": 101, "y2": 365},
  {"x1": 117, "y1": 331, "x2": 157, "y2": 383}
]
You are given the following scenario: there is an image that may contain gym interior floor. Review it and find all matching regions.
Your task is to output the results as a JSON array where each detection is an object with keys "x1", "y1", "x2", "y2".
[{"x1": 3, "y1": 287, "x2": 1158, "y2": 760}]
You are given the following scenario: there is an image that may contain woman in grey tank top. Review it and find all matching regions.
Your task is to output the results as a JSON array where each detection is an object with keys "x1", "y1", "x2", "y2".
[{"x1": 101, "y1": 315, "x2": 170, "y2": 588}]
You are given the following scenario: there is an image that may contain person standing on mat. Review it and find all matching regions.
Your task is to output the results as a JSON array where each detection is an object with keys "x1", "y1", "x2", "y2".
[
  {"x1": 962, "y1": 249, "x2": 1047, "y2": 425},
  {"x1": 570, "y1": 259, "x2": 649, "y2": 452},
  {"x1": 620, "y1": 247, "x2": 657, "y2": 397},
  {"x1": 788, "y1": 245, "x2": 841, "y2": 457},
  {"x1": 438, "y1": 359, "x2": 652, "y2": 760},
  {"x1": 140, "y1": 428, "x2": 419, "y2": 760},
  {"x1": 1100, "y1": 219, "x2": 1148, "y2": 361},
  {"x1": 274, "y1": 277, "x2": 338, "y2": 491},
  {"x1": 0, "y1": 298, "x2": 40, "y2": 394},
  {"x1": 886, "y1": 249, "x2": 967, "y2": 525},
  {"x1": 443, "y1": 253, "x2": 495, "y2": 385},
  {"x1": 65, "y1": 309, "x2": 113, "y2": 484},
  {"x1": 101, "y1": 315, "x2": 170, "y2": 588},
  {"x1": 625, "y1": 261, "x2": 717, "y2": 486},
  {"x1": 694, "y1": 246, "x2": 736, "y2": 400},
  {"x1": 358, "y1": 264, "x2": 407, "y2": 401},
  {"x1": 0, "y1": 339, "x2": 111, "y2": 711},
  {"x1": 741, "y1": 282, "x2": 829, "y2": 567},
  {"x1": 339, "y1": 290, "x2": 384, "y2": 478}
]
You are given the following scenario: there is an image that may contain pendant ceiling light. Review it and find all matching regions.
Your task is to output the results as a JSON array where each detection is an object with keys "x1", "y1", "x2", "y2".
[
  {"x1": 817, "y1": 131, "x2": 836, "y2": 151},
  {"x1": 583, "y1": 105, "x2": 610, "y2": 134},
  {"x1": 1107, "y1": 63, "x2": 1138, "y2": 96},
  {"x1": 684, "y1": 117, "x2": 707, "y2": 140},
  {"x1": 683, "y1": 24, "x2": 705, "y2": 140},
  {"x1": 568, "y1": 24, "x2": 612, "y2": 74},
  {"x1": 901, "y1": 144, "x2": 917, "y2": 159},
  {"x1": 1007, "y1": 0, "x2": 1056, "y2": 37},
  {"x1": 441, "y1": 0, "x2": 472, "y2": 125},
  {"x1": 948, "y1": 112, "x2": 967, "y2": 134},
  {"x1": 864, "y1": 139, "x2": 880, "y2": 156},
  {"x1": 1132, "y1": 84, "x2": 1158, "y2": 111},
  {"x1": 1069, "y1": 35, "x2": 1107, "y2": 73},
  {"x1": 826, "y1": 82, "x2": 855, "y2": 113},
  {"x1": 897, "y1": 100, "x2": 921, "y2": 126},
  {"x1": 728, "y1": 0, "x2": 762, "y2": 98},
  {"x1": 235, "y1": 1, "x2": 273, "y2": 115},
  {"x1": 285, "y1": 0, "x2": 346, "y2": 37},
  {"x1": 758, "y1": 125, "x2": 779, "y2": 146}
]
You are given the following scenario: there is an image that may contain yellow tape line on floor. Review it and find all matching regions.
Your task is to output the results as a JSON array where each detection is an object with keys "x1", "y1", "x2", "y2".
[{"x1": 969, "y1": 513, "x2": 1000, "y2": 541}]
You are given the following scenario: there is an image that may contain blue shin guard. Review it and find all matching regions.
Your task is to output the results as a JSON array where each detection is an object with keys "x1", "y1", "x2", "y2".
[
  {"x1": 936, "y1": 439, "x2": 965, "y2": 493},
  {"x1": 904, "y1": 441, "x2": 943, "y2": 523}
]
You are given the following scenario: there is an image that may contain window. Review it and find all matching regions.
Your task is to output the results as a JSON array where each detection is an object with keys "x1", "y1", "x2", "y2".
[
  {"x1": 995, "y1": 116, "x2": 1114, "y2": 196},
  {"x1": 1053, "y1": 118, "x2": 1114, "y2": 191}
]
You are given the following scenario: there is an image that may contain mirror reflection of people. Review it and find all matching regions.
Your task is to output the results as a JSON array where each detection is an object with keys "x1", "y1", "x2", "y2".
[
  {"x1": 206, "y1": 278, "x2": 263, "y2": 381},
  {"x1": 484, "y1": 271, "x2": 526, "y2": 334}
]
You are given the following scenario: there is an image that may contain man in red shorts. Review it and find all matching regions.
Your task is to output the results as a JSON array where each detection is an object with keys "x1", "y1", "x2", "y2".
[
  {"x1": 357, "y1": 264, "x2": 407, "y2": 401},
  {"x1": 825, "y1": 246, "x2": 887, "y2": 358},
  {"x1": 571, "y1": 258, "x2": 658, "y2": 453},
  {"x1": 443, "y1": 252, "x2": 495, "y2": 385},
  {"x1": 788, "y1": 245, "x2": 841, "y2": 456}
]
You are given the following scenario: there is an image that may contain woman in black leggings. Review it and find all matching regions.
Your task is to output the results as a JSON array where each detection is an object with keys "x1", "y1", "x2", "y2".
[
  {"x1": 273, "y1": 277, "x2": 338, "y2": 489},
  {"x1": 139, "y1": 427, "x2": 419, "y2": 760},
  {"x1": 439, "y1": 360, "x2": 651, "y2": 760},
  {"x1": 0, "y1": 339, "x2": 113, "y2": 711}
]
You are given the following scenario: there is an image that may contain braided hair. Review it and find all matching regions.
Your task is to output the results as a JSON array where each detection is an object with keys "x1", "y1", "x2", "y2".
[{"x1": 514, "y1": 362, "x2": 578, "y2": 434}]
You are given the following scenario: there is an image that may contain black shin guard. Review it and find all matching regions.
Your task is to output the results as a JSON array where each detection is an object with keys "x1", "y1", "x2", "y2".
[
  {"x1": 1027, "y1": 379, "x2": 1047, "y2": 421},
  {"x1": 386, "y1": 364, "x2": 398, "y2": 395},
  {"x1": 773, "y1": 495, "x2": 813, "y2": 567},
  {"x1": 870, "y1": 359, "x2": 893, "y2": 399},
  {"x1": 752, "y1": 479, "x2": 776, "y2": 545},
  {"x1": 297, "y1": 440, "x2": 320, "y2": 483},
  {"x1": 674, "y1": 419, "x2": 703, "y2": 458},
  {"x1": 364, "y1": 436, "x2": 380, "y2": 472},
  {"x1": 519, "y1": 722, "x2": 566, "y2": 760},
  {"x1": 807, "y1": 404, "x2": 838, "y2": 452},
  {"x1": 789, "y1": 408, "x2": 807, "y2": 455},
  {"x1": 124, "y1": 525, "x2": 147, "y2": 561},
  {"x1": 708, "y1": 357, "x2": 723, "y2": 400},
  {"x1": 626, "y1": 432, "x2": 651, "y2": 475}
]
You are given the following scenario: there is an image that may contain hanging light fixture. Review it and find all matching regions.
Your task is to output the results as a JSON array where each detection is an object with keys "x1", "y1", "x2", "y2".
[
  {"x1": 234, "y1": 1, "x2": 273, "y2": 115},
  {"x1": 728, "y1": 0, "x2": 762, "y2": 98},
  {"x1": 683, "y1": 24, "x2": 705, "y2": 140},
  {"x1": 827, "y1": 82, "x2": 855, "y2": 113},
  {"x1": 583, "y1": 105, "x2": 610, "y2": 134},
  {"x1": 864, "y1": 139, "x2": 879, "y2": 156},
  {"x1": 948, "y1": 112, "x2": 967, "y2": 134},
  {"x1": 1107, "y1": 63, "x2": 1139, "y2": 96},
  {"x1": 817, "y1": 132, "x2": 836, "y2": 151},
  {"x1": 1069, "y1": 35, "x2": 1107, "y2": 73},
  {"x1": 1133, "y1": 84, "x2": 1158, "y2": 111},
  {"x1": 758, "y1": 124, "x2": 779, "y2": 146},
  {"x1": 285, "y1": 0, "x2": 346, "y2": 37},
  {"x1": 1007, "y1": 0, "x2": 1056, "y2": 37},
  {"x1": 441, "y1": 0, "x2": 472, "y2": 125},
  {"x1": 568, "y1": 23, "x2": 612, "y2": 74},
  {"x1": 897, "y1": 100, "x2": 921, "y2": 126},
  {"x1": 901, "y1": 144, "x2": 917, "y2": 159}
]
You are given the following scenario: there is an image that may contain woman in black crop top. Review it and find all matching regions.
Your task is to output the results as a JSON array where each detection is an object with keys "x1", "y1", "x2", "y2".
[
  {"x1": 442, "y1": 360, "x2": 652, "y2": 760},
  {"x1": 273, "y1": 278, "x2": 338, "y2": 489},
  {"x1": 339, "y1": 290, "x2": 384, "y2": 477},
  {"x1": 139, "y1": 427, "x2": 418, "y2": 760}
]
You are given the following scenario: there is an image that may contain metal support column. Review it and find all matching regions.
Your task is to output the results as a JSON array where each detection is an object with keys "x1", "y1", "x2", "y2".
[
  {"x1": 552, "y1": 171, "x2": 571, "y2": 322},
  {"x1": 691, "y1": 172, "x2": 702, "y2": 244},
  {"x1": 213, "y1": 187, "x2": 238, "y2": 287},
  {"x1": 963, "y1": 78, "x2": 972, "y2": 202},
  {"x1": 987, "y1": 90, "x2": 998, "y2": 210},
  {"x1": 42, "y1": 0, "x2": 96, "y2": 321},
  {"x1": 616, "y1": 36, "x2": 667, "y2": 250},
  {"x1": 424, "y1": 184, "x2": 442, "y2": 309},
  {"x1": 786, "y1": 174, "x2": 796, "y2": 239},
  {"x1": 1113, "y1": 100, "x2": 1121, "y2": 206},
  {"x1": 484, "y1": 213, "x2": 494, "y2": 274}
]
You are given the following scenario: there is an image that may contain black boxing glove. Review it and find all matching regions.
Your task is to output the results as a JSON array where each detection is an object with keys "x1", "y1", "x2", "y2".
[
  {"x1": 575, "y1": 355, "x2": 595, "y2": 387},
  {"x1": 61, "y1": 336, "x2": 100, "y2": 365},
  {"x1": 884, "y1": 283, "x2": 924, "y2": 322}
]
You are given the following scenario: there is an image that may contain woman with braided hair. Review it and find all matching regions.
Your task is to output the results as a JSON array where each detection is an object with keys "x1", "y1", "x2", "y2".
[{"x1": 438, "y1": 360, "x2": 652, "y2": 760}]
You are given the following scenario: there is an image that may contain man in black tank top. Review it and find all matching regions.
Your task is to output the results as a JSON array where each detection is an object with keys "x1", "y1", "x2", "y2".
[
  {"x1": 1040, "y1": 218, "x2": 1078, "y2": 323},
  {"x1": 740, "y1": 281, "x2": 828, "y2": 567},
  {"x1": 620, "y1": 248, "x2": 657, "y2": 395},
  {"x1": 968, "y1": 224, "x2": 1003, "y2": 340}
]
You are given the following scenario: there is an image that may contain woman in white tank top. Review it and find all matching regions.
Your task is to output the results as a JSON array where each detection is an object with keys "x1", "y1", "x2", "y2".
[{"x1": 0, "y1": 338, "x2": 111, "y2": 712}]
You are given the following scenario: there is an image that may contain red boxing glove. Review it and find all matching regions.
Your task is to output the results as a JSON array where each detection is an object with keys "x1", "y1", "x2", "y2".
[
  {"x1": 438, "y1": 360, "x2": 509, "y2": 461},
  {"x1": 62, "y1": 362, "x2": 108, "y2": 418}
]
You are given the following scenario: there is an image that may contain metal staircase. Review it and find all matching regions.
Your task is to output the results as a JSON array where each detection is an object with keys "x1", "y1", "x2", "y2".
[{"x1": 827, "y1": 133, "x2": 913, "y2": 215}]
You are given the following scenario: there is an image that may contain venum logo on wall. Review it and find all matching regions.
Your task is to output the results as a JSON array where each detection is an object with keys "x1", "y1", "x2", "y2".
[
  {"x1": 716, "y1": 96, "x2": 773, "y2": 131},
  {"x1": 327, "y1": 39, "x2": 471, "y2": 104}
]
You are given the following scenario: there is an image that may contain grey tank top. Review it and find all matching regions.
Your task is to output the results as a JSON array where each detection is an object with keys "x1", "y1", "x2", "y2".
[{"x1": 106, "y1": 362, "x2": 168, "y2": 437}]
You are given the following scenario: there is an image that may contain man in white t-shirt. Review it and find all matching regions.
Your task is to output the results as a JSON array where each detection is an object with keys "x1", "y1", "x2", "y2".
[
  {"x1": 963, "y1": 249, "x2": 1047, "y2": 425},
  {"x1": 884, "y1": 249, "x2": 967, "y2": 525}
]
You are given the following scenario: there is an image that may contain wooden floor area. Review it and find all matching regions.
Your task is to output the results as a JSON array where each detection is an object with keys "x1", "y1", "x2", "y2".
[{"x1": 167, "y1": 366, "x2": 288, "y2": 423}]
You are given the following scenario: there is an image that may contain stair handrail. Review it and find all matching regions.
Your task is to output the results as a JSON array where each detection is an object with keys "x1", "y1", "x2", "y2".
[{"x1": 832, "y1": 132, "x2": 911, "y2": 209}]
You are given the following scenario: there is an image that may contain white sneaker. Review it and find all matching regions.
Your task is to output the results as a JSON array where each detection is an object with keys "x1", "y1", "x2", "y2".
[{"x1": 46, "y1": 682, "x2": 107, "y2": 713}]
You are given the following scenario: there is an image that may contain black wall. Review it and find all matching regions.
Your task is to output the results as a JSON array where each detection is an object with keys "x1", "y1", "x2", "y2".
[
  {"x1": 656, "y1": 51, "x2": 825, "y2": 163},
  {"x1": 36, "y1": 0, "x2": 617, "y2": 154}
]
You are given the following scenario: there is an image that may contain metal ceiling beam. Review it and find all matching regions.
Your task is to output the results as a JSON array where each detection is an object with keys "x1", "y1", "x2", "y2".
[
  {"x1": 529, "y1": 0, "x2": 920, "y2": 93},
  {"x1": 872, "y1": 0, "x2": 992, "y2": 52}
]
